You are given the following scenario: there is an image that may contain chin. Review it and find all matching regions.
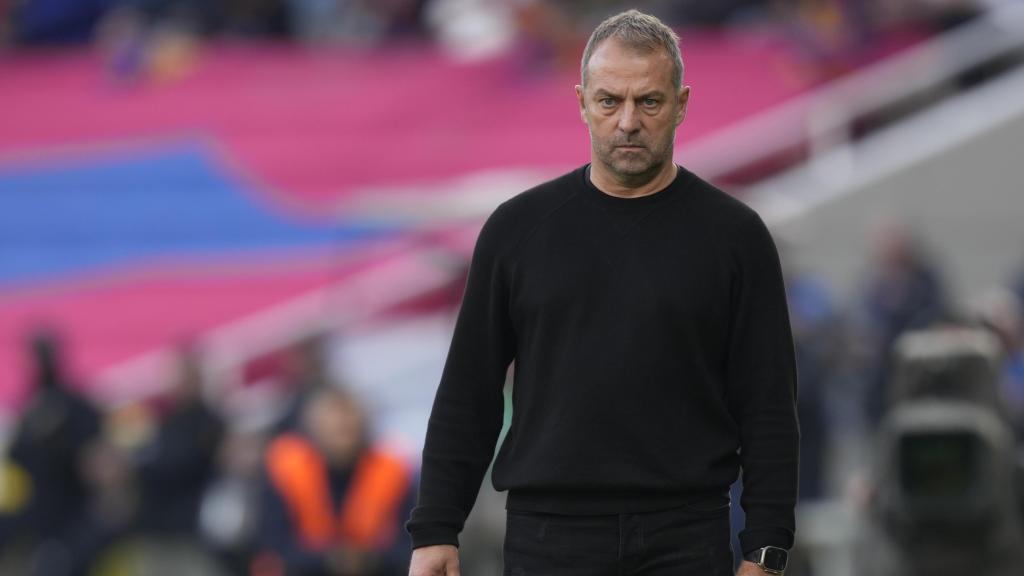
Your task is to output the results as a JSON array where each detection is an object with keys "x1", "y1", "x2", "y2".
[{"x1": 610, "y1": 158, "x2": 659, "y2": 177}]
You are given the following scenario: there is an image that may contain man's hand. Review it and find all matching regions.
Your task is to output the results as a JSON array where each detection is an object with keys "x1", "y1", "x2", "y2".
[
  {"x1": 737, "y1": 560, "x2": 774, "y2": 576},
  {"x1": 409, "y1": 544, "x2": 460, "y2": 576}
]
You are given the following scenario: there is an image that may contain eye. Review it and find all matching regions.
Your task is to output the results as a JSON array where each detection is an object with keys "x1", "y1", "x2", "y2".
[
  {"x1": 599, "y1": 97, "x2": 617, "y2": 108},
  {"x1": 642, "y1": 97, "x2": 660, "y2": 108}
]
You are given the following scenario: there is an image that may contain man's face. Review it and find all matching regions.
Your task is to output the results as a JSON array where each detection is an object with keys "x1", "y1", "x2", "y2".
[
  {"x1": 308, "y1": 395, "x2": 364, "y2": 468},
  {"x1": 576, "y1": 39, "x2": 689, "y2": 184}
]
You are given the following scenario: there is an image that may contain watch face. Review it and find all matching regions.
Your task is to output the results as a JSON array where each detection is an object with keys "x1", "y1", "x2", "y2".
[{"x1": 762, "y1": 547, "x2": 788, "y2": 570}]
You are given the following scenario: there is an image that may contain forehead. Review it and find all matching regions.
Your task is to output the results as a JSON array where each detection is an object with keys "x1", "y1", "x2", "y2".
[{"x1": 585, "y1": 38, "x2": 675, "y2": 93}]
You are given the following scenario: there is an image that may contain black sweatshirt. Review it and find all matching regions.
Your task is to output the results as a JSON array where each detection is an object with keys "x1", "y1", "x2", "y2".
[{"x1": 407, "y1": 165, "x2": 799, "y2": 555}]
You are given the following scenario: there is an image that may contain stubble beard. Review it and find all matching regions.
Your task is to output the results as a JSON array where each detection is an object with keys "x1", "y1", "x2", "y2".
[{"x1": 592, "y1": 128, "x2": 676, "y2": 189}]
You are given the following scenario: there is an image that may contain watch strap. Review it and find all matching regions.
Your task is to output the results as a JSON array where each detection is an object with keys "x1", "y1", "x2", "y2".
[{"x1": 743, "y1": 546, "x2": 788, "y2": 574}]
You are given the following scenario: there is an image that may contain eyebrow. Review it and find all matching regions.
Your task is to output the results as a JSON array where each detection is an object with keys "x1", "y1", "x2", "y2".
[{"x1": 593, "y1": 89, "x2": 666, "y2": 100}]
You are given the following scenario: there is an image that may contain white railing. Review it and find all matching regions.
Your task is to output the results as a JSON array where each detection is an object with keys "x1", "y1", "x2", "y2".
[{"x1": 90, "y1": 237, "x2": 463, "y2": 411}]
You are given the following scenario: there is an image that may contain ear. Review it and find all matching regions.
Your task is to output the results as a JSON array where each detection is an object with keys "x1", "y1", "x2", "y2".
[
  {"x1": 676, "y1": 86, "x2": 691, "y2": 126},
  {"x1": 574, "y1": 84, "x2": 587, "y2": 124}
]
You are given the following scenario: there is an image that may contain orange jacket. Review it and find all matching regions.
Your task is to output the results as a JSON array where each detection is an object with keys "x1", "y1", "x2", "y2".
[{"x1": 264, "y1": 433, "x2": 411, "y2": 551}]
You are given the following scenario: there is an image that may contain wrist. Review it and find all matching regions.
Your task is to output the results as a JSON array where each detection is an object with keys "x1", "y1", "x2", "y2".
[{"x1": 742, "y1": 546, "x2": 788, "y2": 574}]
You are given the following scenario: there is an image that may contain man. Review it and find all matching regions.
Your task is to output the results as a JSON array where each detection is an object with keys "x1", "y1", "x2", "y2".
[
  {"x1": 257, "y1": 387, "x2": 414, "y2": 576},
  {"x1": 408, "y1": 9, "x2": 799, "y2": 576}
]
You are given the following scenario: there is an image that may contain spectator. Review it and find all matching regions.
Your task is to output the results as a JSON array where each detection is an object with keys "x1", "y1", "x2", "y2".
[
  {"x1": 783, "y1": 255, "x2": 841, "y2": 500},
  {"x1": 0, "y1": 329, "x2": 102, "y2": 574},
  {"x1": 222, "y1": 0, "x2": 290, "y2": 37},
  {"x1": 272, "y1": 333, "x2": 335, "y2": 434},
  {"x1": 12, "y1": 0, "x2": 115, "y2": 44},
  {"x1": 857, "y1": 222, "x2": 951, "y2": 427},
  {"x1": 135, "y1": 345, "x2": 225, "y2": 537},
  {"x1": 876, "y1": 0, "x2": 984, "y2": 33},
  {"x1": 255, "y1": 387, "x2": 413, "y2": 576},
  {"x1": 113, "y1": 0, "x2": 225, "y2": 36},
  {"x1": 656, "y1": 0, "x2": 770, "y2": 26},
  {"x1": 1, "y1": 0, "x2": 12, "y2": 44},
  {"x1": 972, "y1": 287, "x2": 1024, "y2": 439},
  {"x1": 286, "y1": 0, "x2": 429, "y2": 43},
  {"x1": 66, "y1": 432, "x2": 137, "y2": 576},
  {"x1": 1014, "y1": 258, "x2": 1024, "y2": 310}
]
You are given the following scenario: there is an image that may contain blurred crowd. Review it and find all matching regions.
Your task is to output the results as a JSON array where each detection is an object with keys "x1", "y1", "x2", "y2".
[
  {"x1": 0, "y1": 0, "x2": 993, "y2": 78},
  {"x1": 785, "y1": 220, "x2": 1024, "y2": 503},
  {"x1": 1, "y1": 217, "x2": 1023, "y2": 575},
  {"x1": 0, "y1": 330, "x2": 414, "y2": 576}
]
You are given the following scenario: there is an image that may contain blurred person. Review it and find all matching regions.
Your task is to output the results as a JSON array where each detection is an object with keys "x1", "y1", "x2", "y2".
[
  {"x1": 370, "y1": 0, "x2": 431, "y2": 39},
  {"x1": 858, "y1": 221, "x2": 951, "y2": 427},
  {"x1": 767, "y1": 0, "x2": 880, "y2": 79},
  {"x1": 874, "y1": 0, "x2": 984, "y2": 33},
  {"x1": 221, "y1": 0, "x2": 290, "y2": 37},
  {"x1": 972, "y1": 287, "x2": 1024, "y2": 439},
  {"x1": 95, "y1": 3, "x2": 204, "y2": 85},
  {"x1": 9, "y1": 342, "x2": 226, "y2": 576},
  {"x1": 285, "y1": 0, "x2": 374, "y2": 42},
  {"x1": 107, "y1": 0, "x2": 292, "y2": 39},
  {"x1": 11, "y1": 0, "x2": 114, "y2": 44},
  {"x1": 113, "y1": 0, "x2": 225, "y2": 36},
  {"x1": 654, "y1": 0, "x2": 771, "y2": 26},
  {"x1": 61, "y1": 434, "x2": 138, "y2": 576},
  {"x1": 408, "y1": 10, "x2": 798, "y2": 576},
  {"x1": 285, "y1": 0, "x2": 429, "y2": 43},
  {"x1": 1, "y1": 0, "x2": 12, "y2": 44},
  {"x1": 134, "y1": 345, "x2": 225, "y2": 537},
  {"x1": 509, "y1": 0, "x2": 588, "y2": 73},
  {"x1": 781, "y1": 252, "x2": 841, "y2": 501},
  {"x1": 199, "y1": 428, "x2": 267, "y2": 575},
  {"x1": 273, "y1": 332, "x2": 336, "y2": 434},
  {"x1": 0, "y1": 329, "x2": 101, "y2": 572},
  {"x1": 255, "y1": 387, "x2": 414, "y2": 576}
]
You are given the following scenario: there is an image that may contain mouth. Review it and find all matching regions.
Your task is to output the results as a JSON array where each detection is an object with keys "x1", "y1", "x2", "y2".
[{"x1": 615, "y1": 144, "x2": 645, "y2": 151}]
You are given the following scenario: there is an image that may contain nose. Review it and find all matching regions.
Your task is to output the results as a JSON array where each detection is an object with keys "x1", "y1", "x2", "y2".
[{"x1": 617, "y1": 100, "x2": 640, "y2": 134}]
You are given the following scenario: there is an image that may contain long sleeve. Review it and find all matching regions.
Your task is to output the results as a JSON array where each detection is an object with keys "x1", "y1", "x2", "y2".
[
  {"x1": 406, "y1": 210, "x2": 517, "y2": 549},
  {"x1": 405, "y1": 166, "x2": 800, "y2": 551},
  {"x1": 725, "y1": 212, "x2": 801, "y2": 555}
]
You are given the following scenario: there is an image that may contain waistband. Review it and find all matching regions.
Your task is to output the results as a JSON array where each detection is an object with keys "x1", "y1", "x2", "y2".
[{"x1": 505, "y1": 487, "x2": 730, "y2": 516}]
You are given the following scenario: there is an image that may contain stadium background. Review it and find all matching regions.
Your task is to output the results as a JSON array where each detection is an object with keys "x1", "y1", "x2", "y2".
[{"x1": 1, "y1": 1, "x2": 1023, "y2": 575}]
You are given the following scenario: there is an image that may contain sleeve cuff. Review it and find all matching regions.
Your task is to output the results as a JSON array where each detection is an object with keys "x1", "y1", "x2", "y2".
[
  {"x1": 738, "y1": 526, "x2": 794, "y2": 557},
  {"x1": 406, "y1": 504, "x2": 467, "y2": 550},
  {"x1": 407, "y1": 523, "x2": 460, "y2": 550}
]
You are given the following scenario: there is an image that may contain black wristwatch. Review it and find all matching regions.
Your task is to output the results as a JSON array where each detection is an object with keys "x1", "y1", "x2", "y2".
[{"x1": 744, "y1": 546, "x2": 788, "y2": 574}]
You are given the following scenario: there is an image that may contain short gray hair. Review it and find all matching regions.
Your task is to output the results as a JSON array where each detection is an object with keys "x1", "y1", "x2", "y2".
[{"x1": 580, "y1": 10, "x2": 683, "y2": 89}]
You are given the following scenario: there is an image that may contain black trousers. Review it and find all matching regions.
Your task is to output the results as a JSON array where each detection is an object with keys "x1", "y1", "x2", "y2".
[{"x1": 502, "y1": 500, "x2": 734, "y2": 576}]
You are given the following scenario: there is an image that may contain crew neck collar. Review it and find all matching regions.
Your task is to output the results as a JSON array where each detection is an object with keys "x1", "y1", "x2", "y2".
[{"x1": 582, "y1": 163, "x2": 687, "y2": 207}]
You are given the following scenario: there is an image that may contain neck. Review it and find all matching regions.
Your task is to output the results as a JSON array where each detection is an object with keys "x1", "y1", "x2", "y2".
[{"x1": 589, "y1": 158, "x2": 678, "y2": 198}]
